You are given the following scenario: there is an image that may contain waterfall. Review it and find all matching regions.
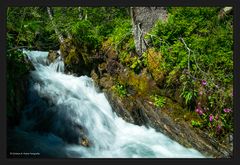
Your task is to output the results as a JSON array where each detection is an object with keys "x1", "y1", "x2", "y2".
[{"x1": 9, "y1": 50, "x2": 207, "y2": 158}]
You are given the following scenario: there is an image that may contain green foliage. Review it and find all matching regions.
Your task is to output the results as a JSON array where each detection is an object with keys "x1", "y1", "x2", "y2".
[
  {"x1": 6, "y1": 49, "x2": 32, "y2": 124},
  {"x1": 150, "y1": 95, "x2": 166, "y2": 108},
  {"x1": 7, "y1": 50, "x2": 31, "y2": 77},
  {"x1": 144, "y1": 7, "x2": 233, "y2": 137},
  {"x1": 148, "y1": 7, "x2": 233, "y2": 86},
  {"x1": 7, "y1": 7, "x2": 58, "y2": 49},
  {"x1": 119, "y1": 54, "x2": 142, "y2": 73},
  {"x1": 71, "y1": 20, "x2": 101, "y2": 50},
  {"x1": 129, "y1": 56, "x2": 142, "y2": 72},
  {"x1": 83, "y1": 7, "x2": 130, "y2": 37},
  {"x1": 191, "y1": 109, "x2": 233, "y2": 138},
  {"x1": 192, "y1": 80, "x2": 233, "y2": 136},
  {"x1": 112, "y1": 83, "x2": 127, "y2": 97},
  {"x1": 179, "y1": 76, "x2": 198, "y2": 108},
  {"x1": 191, "y1": 120, "x2": 202, "y2": 128},
  {"x1": 180, "y1": 90, "x2": 198, "y2": 106},
  {"x1": 109, "y1": 19, "x2": 132, "y2": 50}
]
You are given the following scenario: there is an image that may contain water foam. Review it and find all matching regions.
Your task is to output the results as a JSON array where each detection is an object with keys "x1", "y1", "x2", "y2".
[{"x1": 13, "y1": 50, "x2": 207, "y2": 158}]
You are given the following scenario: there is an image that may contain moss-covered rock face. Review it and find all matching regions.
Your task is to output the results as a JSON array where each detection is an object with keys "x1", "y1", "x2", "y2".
[
  {"x1": 117, "y1": 67, "x2": 158, "y2": 97},
  {"x1": 90, "y1": 53, "x2": 232, "y2": 157}
]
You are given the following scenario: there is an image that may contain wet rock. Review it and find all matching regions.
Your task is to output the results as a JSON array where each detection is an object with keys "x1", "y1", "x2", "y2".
[
  {"x1": 90, "y1": 69, "x2": 99, "y2": 85},
  {"x1": 99, "y1": 76, "x2": 114, "y2": 89},
  {"x1": 79, "y1": 136, "x2": 90, "y2": 147},
  {"x1": 104, "y1": 91, "x2": 135, "y2": 124},
  {"x1": 48, "y1": 50, "x2": 59, "y2": 63},
  {"x1": 106, "y1": 59, "x2": 123, "y2": 76}
]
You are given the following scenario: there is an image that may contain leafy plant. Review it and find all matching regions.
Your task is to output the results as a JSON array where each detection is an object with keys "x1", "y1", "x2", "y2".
[
  {"x1": 191, "y1": 120, "x2": 202, "y2": 128},
  {"x1": 112, "y1": 83, "x2": 127, "y2": 97},
  {"x1": 150, "y1": 95, "x2": 166, "y2": 108}
]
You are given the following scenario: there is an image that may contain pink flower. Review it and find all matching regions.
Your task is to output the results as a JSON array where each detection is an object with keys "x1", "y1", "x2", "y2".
[
  {"x1": 198, "y1": 109, "x2": 203, "y2": 115},
  {"x1": 195, "y1": 107, "x2": 203, "y2": 115},
  {"x1": 199, "y1": 91, "x2": 203, "y2": 95},
  {"x1": 223, "y1": 108, "x2": 232, "y2": 113},
  {"x1": 195, "y1": 108, "x2": 200, "y2": 113},
  {"x1": 215, "y1": 114, "x2": 219, "y2": 120},
  {"x1": 209, "y1": 114, "x2": 214, "y2": 122},
  {"x1": 201, "y1": 80, "x2": 207, "y2": 86}
]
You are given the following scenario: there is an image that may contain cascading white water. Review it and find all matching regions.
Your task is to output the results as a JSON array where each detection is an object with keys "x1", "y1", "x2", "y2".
[{"x1": 15, "y1": 50, "x2": 207, "y2": 158}]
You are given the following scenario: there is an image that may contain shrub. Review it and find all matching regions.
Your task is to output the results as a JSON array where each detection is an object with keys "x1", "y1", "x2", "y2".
[{"x1": 145, "y1": 7, "x2": 233, "y2": 136}]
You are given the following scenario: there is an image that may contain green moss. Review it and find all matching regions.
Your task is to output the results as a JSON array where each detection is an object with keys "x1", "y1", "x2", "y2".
[
  {"x1": 145, "y1": 48, "x2": 166, "y2": 85},
  {"x1": 117, "y1": 68, "x2": 155, "y2": 97},
  {"x1": 65, "y1": 47, "x2": 79, "y2": 65}
]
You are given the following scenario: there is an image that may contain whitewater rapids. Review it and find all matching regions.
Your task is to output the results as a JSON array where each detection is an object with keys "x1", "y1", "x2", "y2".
[{"x1": 9, "y1": 50, "x2": 206, "y2": 158}]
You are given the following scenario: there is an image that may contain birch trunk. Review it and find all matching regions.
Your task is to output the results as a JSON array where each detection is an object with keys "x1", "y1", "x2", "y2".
[{"x1": 47, "y1": 7, "x2": 64, "y2": 43}]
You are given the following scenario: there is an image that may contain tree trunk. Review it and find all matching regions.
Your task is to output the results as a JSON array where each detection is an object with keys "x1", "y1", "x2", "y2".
[
  {"x1": 218, "y1": 7, "x2": 233, "y2": 20},
  {"x1": 47, "y1": 7, "x2": 64, "y2": 43},
  {"x1": 62, "y1": 7, "x2": 72, "y2": 39},
  {"x1": 131, "y1": 7, "x2": 168, "y2": 56}
]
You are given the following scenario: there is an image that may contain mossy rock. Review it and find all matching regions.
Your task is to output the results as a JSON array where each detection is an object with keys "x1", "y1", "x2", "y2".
[
  {"x1": 48, "y1": 50, "x2": 59, "y2": 63},
  {"x1": 99, "y1": 75, "x2": 114, "y2": 89},
  {"x1": 117, "y1": 68, "x2": 158, "y2": 97},
  {"x1": 65, "y1": 47, "x2": 79, "y2": 65},
  {"x1": 146, "y1": 48, "x2": 166, "y2": 85}
]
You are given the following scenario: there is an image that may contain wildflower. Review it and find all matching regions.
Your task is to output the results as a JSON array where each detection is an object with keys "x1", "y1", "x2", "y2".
[
  {"x1": 195, "y1": 108, "x2": 200, "y2": 113},
  {"x1": 195, "y1": 107, "x2": 203, "y2": 116},
  {"x1": 201, "y1": 80, "x2": 207, "y2": 86},
  {"x1": 209, "y1": 114, "x2": 214, "y2": 122},
  {"x1": 198, "y1": 109, "x2": 203, "y2": 115},
  {"x1": 223, "y1": 108, "x2": 232, "y2": 113},
  {"x1": 199, "y1": 91, "x2": 203, "y2": 95},
  {"x1": 215, "y1": 114, "x2": 219, "y2": 120}
]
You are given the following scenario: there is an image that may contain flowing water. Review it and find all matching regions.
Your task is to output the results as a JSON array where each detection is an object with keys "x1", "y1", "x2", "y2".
[{"x1": 9, "y1": 50, "x2": 206, "y2": 158}]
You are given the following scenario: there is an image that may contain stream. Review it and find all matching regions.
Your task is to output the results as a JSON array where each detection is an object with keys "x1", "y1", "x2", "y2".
[{"x1": 8, "y1": 50, "x2": 206, "y2": 158}]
